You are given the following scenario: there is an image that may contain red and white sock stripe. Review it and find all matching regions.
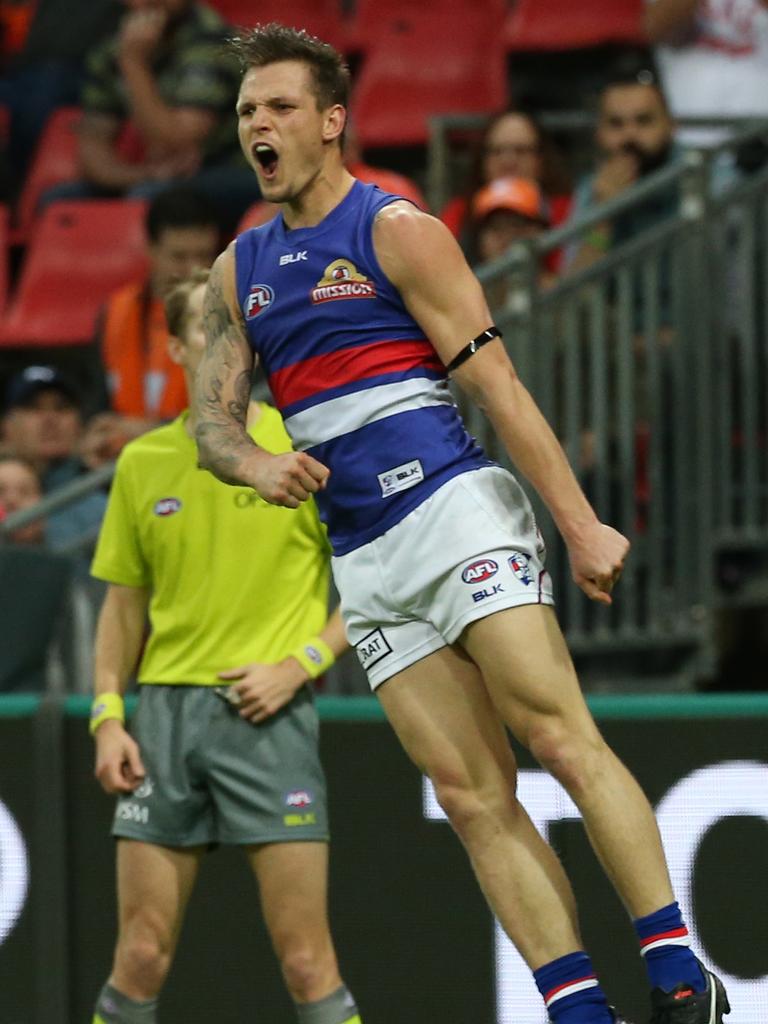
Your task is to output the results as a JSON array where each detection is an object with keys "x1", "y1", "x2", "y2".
[
  {"x1": 639, "y1": 926, "x2": 692, "y2": 956},
  {"x1": 544, "y1": 975, "x2": 599, "y2": 1008}
]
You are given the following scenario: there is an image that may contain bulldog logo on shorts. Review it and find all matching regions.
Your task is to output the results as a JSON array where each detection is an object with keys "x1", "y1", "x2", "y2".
[{"x1": 508, "y1": 552, "x2": 534, "y2": 586}]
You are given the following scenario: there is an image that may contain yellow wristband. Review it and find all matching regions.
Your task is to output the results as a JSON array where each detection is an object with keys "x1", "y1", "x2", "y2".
[
  {"x1": 289, "y1": 636, "x2": 335, "y2": 679},
  {"x1": 89, "y1": 693, "x2": 125, "y2": 736}
]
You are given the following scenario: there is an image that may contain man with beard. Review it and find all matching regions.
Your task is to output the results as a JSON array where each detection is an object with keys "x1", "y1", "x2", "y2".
[{"x1": 565, "y1": 74, "x2": 678, "y2": 273}]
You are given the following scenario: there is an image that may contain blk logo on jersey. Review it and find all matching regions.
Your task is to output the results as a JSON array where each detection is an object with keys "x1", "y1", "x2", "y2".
[
  {"x1": 508, "y1": 552, "x2": 534, "y2": 585},
  {"x1": 153, "y1": 497, "x2": 182, "y2": 517},
  {"x1": 461, "y1": 559, "x2": 499, "y2": 584},
  {"x1": 310, "y1": 258, "x2": 376, "y2": 304},
  {"x1": 245, "y1": 283, "x2": 275, "y2": 319},
  {"x1": 279, "y1": 251, "x2": 308, "y2": 265}
]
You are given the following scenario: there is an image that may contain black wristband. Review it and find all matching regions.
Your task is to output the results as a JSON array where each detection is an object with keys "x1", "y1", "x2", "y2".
[{"x1": 445, "y1": 327, "x2": 502, "y2": 373}]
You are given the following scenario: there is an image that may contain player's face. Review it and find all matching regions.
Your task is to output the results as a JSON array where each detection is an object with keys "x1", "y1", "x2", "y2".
[
  {"x1": 179, "y1": 284, "x2": 207, "y2": 377},
  {"x1": 236, "y1": 61, "x2": 341, "y2": 204}
]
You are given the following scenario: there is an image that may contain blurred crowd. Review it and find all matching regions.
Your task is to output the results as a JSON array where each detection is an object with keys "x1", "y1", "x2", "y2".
[{"x1": 1, "y1": 0, "x2": 768, "y2": 688}]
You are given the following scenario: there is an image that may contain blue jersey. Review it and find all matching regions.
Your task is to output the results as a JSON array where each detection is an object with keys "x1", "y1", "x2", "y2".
[{"x1": 235, "y1": 180, "x2": 490, "y2": 554}]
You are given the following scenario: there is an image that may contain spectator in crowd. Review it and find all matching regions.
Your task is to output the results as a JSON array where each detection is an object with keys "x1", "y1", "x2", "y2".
[
  {"x1": 0, "y1": 452, "x2": 44, "y2": 545},
  {"x1": 439, "y1": 109, "x2": 572, "y2": 248},
  {"x1": 564, "y1": 74, "x2": 678, "y2": 273},
  {"x1": 86, "y1": 184, "x2": 222, "y2": 461},
  {"x1": 0, "y1": 0, "x2": 121, "y2": 202},
  {"x1": 644, "y1": 0, "x2": 768, "y2": 147},
  {"x1": 0, "y1": 365, "x2": 107, "y2": 551},
  {"x1": 467, "y1": 176, "x2": 555, "y2": 307},
  {"x1": 42, "y1": 0, "x2": 260, "y2": 233}
]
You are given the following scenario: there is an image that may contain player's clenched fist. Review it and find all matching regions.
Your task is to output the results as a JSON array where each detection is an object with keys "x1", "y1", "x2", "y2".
[
  {"x1": 250, "y1": 451, "x2": 330, "y2": 507},
  {"x1": 567, "y1": 521, "x2": 630, "y2": 606}
]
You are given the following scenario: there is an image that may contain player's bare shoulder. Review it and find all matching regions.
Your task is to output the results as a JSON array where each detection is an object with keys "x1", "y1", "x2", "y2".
[{"x1": 373, "y1": 201, "x2": 461, "y2": 289}]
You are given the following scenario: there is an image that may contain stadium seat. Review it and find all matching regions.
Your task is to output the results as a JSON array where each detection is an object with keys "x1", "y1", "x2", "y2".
[
  {"x1": 0, "y1": 199, "x2": 148, "y2": 347},
  {"x1": 12, "y1": 106, "x2": 82, "y2": 244},
  {"x1": 350, "y1": 6, "x2": 509, "y2": 148},
  {"x1": 504, "y1": 0, "x2": 644, "y2": 52},
  {"x1": 208, "y1": 0, "x2": 345, "y2": 48},
  {"x1": 346, "y1": 0, "x2": 507, "y2": 55}
]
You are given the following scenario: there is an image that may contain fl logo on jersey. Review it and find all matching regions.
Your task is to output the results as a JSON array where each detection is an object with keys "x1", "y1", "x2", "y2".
[
  {"x1": 311, "y1": 259, "x2": 377, "y2": 304},
  {"x1": 245, "y1": 283, "x2": 275, "y2": 319}
]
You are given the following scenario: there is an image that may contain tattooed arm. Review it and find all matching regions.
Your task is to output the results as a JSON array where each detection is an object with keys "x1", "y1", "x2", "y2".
[{"x1": 194, "y1": 246, "x2": 330, "y2": 507}]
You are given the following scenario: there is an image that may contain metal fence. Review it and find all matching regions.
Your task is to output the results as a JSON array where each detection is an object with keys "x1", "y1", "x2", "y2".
[
  {"x1": 463, "y1": 123, "x2": 768, "y2": 689},
  {"x1": 4, "y1": 121, "x2": 768, "y2": 693}
]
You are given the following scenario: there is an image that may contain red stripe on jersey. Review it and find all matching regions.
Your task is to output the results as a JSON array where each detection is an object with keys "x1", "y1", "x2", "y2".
[
  {"x1": 268, "y1": 338, "x2": 444, "y2": 408},
  {"x1": 640, "y1": 927, "x2": 689, "y2": 948},
  {"x1": 544, "y1": 975, "x2": 597, "y2": 1003}
]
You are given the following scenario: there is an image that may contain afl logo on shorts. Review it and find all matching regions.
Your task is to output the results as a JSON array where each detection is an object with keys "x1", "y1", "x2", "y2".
[
  {"x1": 245, "y1": 283, "x2": 274, "y2": 319},
  {"x1": 508, "y1": 552, "x2": 534, "y2": 586},
  {"x1": 461, "y1": 559, "x2": 499, "y2": 584},
  {"x1": 153, "y1": 497, "x2": 182, "y2": 517}
]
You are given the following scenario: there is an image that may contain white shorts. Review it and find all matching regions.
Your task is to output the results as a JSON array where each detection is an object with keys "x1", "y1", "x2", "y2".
[{"x1": 332, "y1": 466, "x2": 555, "y2": 690}]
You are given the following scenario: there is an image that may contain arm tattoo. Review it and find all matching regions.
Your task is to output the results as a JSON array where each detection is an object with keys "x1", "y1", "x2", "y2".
[{"x1": 195, "y1": 257, "x2": 259, "y2": 485}]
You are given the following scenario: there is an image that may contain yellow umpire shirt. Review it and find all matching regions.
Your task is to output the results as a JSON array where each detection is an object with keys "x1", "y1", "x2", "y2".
[{"x1": 90, "y1": 405, "x2": 331, "y2": 684}]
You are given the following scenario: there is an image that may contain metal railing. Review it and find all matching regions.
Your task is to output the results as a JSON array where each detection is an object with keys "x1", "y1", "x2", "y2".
[
  {"x1": 4, "y1": 119, "x2": 768, "y2": 693},
  {"x1": 462, "y1": 120, "x2": 768, "y2": 688}
]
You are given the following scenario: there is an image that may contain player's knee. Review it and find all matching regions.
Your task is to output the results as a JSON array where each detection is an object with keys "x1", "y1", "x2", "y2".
[
  {"x1": 432, "y1": 768, "x2": 518, "y2": 838},
  {"x1": 526, "y1": 717, "x2": 604, "y2": 796}
]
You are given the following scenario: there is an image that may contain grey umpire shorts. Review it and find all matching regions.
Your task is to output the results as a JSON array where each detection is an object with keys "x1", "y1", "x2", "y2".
[{"x1": 112, "y1": 684, "x2": 329, "y2": 847}]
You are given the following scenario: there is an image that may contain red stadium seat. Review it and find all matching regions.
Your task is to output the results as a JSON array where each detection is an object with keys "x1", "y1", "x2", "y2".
[
  {"x1": 12, "y1": 106, "x2": 82, "y2": 244},
  {"x1": 208, "y1": 0, "x2": 345, "y2": 48},
  {"x1": 351, "y1": 6, "x2": 509, "y2": 148},
  {"x1": 346, "y1": 0, "x2": 507, "y2": 55},
  {"x1": 0, "y1": 200, "x2": 148, "y2": 347},
  {"x1": 504, "y1": 0, "x2": 644, "y2": 52}
]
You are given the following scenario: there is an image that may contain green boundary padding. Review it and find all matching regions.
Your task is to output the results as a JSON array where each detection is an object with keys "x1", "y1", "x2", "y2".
[{"x1": 2, "y1": 693, "x2": 768, "y2": 721}]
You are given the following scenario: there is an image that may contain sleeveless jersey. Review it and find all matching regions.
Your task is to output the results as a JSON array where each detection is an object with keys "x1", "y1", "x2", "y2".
[{"x1": 235, "y1": 180, "x2": 490, "y2": 554}]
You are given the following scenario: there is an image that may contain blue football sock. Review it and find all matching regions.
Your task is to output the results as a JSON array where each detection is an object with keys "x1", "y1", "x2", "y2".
[
  {"x1": 634, "y1": 902, "x2": 706, "y2": 993},
  {"x1": 534, "y1": 951, "x2": 613, "y2": 1024}
]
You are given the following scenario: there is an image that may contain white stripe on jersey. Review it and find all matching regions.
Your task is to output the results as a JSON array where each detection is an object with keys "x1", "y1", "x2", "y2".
[{"x1": 283, "y1": 377, "x2": 454, "y2": 451}]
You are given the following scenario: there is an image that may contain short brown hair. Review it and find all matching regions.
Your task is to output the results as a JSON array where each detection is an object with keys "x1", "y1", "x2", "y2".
[
  {"x1": 164, "y1": 268, "x2": 210, "y2": 341},
  {"x1": 229, "y1": 22, "x2": 350, "y2": 113}
]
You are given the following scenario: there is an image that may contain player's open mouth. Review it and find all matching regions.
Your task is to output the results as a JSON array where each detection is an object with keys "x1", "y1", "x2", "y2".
[{"x1": 254, "y1": 143, "x2": 279, "y2": 179}]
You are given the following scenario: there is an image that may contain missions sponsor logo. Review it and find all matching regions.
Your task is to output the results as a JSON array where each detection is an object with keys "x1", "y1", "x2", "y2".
[{"x1": 310, "y1": 259, "x2": 377, "y2": 304}]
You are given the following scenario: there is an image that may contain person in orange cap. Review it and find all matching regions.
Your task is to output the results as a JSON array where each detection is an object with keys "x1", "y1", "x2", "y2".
[{"x1": 469, "y1": 176, "x2": 556, "y2": 303}]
